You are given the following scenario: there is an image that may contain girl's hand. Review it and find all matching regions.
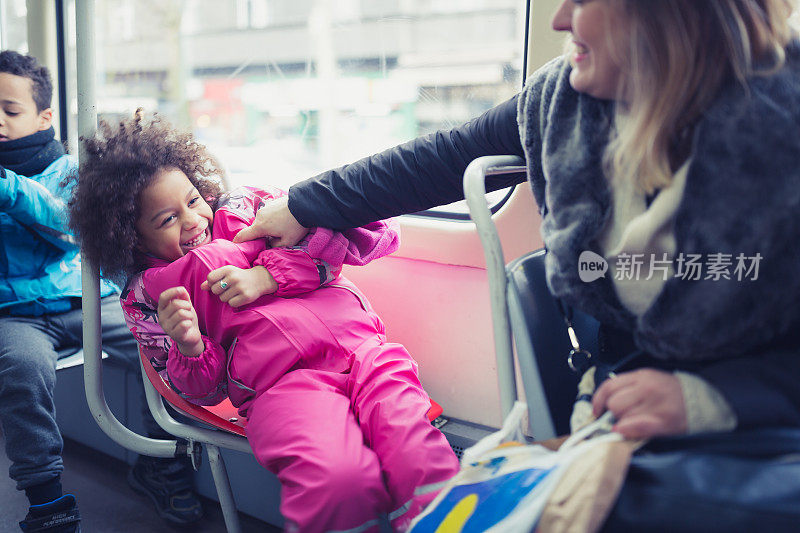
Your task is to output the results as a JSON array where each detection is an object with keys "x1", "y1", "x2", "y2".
[
  {"x1": 592, "y1": 368, "x2": 688, "y2": 439},
  {"x1": 157, "y1": 287, "x2": 203, "y2": 357},
  {"x1": 232, "y1": 196, "x2": 309, "y2": 248},
  {"x1": 202, "y1": 265, "x2": 278, "y2": 307}
]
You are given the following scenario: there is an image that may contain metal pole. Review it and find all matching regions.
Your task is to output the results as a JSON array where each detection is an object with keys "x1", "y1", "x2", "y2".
[
  {"x1": 26, "y1": 0, "x2": 60, "y2": 139},
  {"x1": 463, "y1": 155, "x2": 526, "y2": 418},
  {"x1": 76, "y1": 0, "x2": 175, "y2": 458},
  {"x1": 207, "y1": 445, "x2": 243, "y2": 533}
]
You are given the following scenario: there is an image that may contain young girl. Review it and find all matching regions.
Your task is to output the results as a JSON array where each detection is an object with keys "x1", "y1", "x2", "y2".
[{"x1": 68, "y1": 115, "x2": 459, "y2": 533}]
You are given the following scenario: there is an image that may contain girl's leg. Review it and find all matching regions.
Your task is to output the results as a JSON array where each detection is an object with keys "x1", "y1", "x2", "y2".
[
  {"x1": 347, "y1": 342, "x2": 459, "y2": 530},
  {"x1": 246, "y1": 369, "x2": 391, "y2": 533}
]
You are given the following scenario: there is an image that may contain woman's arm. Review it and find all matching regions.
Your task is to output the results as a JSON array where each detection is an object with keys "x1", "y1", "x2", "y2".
[
  {"x1": 595, "y1": 332, "x2": 800, "y2": 437},
  {"x1": 696, "y1": 344, "x2": 800, "y2": 429}
]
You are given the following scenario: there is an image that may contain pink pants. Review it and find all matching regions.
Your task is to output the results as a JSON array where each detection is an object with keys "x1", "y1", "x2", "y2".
[{"x1": 245, "y1": 341, "x2": 459, "y2": 532}]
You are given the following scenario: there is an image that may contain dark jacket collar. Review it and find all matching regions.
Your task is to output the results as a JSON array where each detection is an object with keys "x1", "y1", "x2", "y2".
[{"x1": 0, "y1": 127, "x2": 65, "y2": 176}]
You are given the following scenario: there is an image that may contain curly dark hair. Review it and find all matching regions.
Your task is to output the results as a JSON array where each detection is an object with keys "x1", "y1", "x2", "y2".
[
  {"x1": 68, "y1": 112, "x2": 225, "y2": 283},
  {"x1": 0, "y1": 50, "x2": 52, "y2": 111}
]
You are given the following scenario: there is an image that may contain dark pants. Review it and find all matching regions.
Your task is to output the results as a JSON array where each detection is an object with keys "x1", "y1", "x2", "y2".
[{"x1": 0, "y1": 296, "x2": 164, "y2": 490}]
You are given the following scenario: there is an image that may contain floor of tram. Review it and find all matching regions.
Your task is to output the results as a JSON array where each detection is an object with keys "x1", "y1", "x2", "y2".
[{"x1": 0, "y1": 430, "x2": 279, "y2": 532}]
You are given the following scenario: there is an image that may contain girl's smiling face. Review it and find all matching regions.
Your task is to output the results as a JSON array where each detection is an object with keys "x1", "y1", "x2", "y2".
[
  {"x1": 135, "y1": 168, "x2": 214, "y2": 262},
  {"x1": 551, "y1": 0, "x2": 627, "y2": 101}
]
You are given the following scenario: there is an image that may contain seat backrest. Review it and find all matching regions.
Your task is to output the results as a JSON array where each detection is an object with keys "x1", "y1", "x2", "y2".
[{"x1": 506, "y1": 249, "x2": 599, "y2": 439}]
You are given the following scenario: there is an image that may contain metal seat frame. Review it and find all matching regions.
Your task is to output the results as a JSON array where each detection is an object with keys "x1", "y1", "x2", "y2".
[
  {"x1": 464, "y1": 155, "x2": 598, "y2": 439},
  {"x1": 74, "y1": 2, "x2": 249, "y2": 530}
]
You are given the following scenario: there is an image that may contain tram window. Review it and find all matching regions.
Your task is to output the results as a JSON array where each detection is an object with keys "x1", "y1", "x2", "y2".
[
  {"x1": 56, "y1": 0, "x2": 529, "y2": 218},
  {"x1": 0, "y1": 0, "x2": 27, "y2": 52}
]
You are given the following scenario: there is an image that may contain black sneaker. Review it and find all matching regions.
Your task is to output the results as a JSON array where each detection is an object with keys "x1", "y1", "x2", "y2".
[
  {"x1": 127, "y1": 456, "x2": 203, "y2": 526},
  {"x1": 19, "y1": 494, "x2": 81, "y2": 532}
]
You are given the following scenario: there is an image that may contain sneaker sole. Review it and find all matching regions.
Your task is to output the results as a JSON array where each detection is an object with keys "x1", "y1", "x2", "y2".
[{"x1": 126, "y1": 468, "x2": 203, "y2": 526}]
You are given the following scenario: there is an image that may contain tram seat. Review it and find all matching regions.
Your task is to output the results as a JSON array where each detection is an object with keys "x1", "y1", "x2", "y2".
[
  {"x1": 135, "y1": 342, "x2": 444, "y2": 532},
  {"x1": 463, "y1": 155, "x2": 598, "y2": 440},
  {"x1": 506, "y1": 249, "x2": 598, "y2": 437},
  {"x1": 77, "y1": 312, "x2": 443, "y2": 533},
  {"x1": 139, "y1": 349, "x2": 444, "y2": 436}
]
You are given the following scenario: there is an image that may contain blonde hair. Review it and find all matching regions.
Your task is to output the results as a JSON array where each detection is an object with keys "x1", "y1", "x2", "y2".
[{"x1": 606, "y1": 0, "x2": 797, "y2": 195}]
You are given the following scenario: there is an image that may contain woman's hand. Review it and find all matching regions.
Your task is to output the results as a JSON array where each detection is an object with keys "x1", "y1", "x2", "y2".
[
  {"x1": 157, "y1": 287, "x2": 204, "y2": 357},
  {"x1": 202, "y1": 265, "x2": 278, "y2": 307},
  {"x1": 592, "y1": 368, "x2": 688, "y2": 439},
  {"x1": 232, "y1": 195, "x2": 309, "y2": 248}
]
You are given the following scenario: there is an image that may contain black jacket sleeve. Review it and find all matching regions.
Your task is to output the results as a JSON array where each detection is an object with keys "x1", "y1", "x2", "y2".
[
  {"x1": 287, "y1": 94, "x2": 526, "y2": 230},
  {"x1": 697, "y1": 338, "x2": 800, "y2": 429}
]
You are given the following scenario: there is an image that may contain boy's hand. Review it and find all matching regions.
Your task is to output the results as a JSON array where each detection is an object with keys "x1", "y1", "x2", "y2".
[
  {"x1": 232, "y1": 196, "x2": 309, "y2": 248},
  {"x1": 592, "y1": 368, "x2": 688, "y2": 440},
  {"x1": 157, "y1": 287, "x2": 203, "y2": 357},
  {"x1": 202, "y1": 265, "x2": 278, "y2": 307}
]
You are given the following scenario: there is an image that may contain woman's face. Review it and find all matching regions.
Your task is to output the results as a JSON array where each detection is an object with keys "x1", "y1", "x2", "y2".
[
  {"x1": 136, "y1": 168, "x2": 214, "y2": 262},
  {"x1": 552, "y1": 0, "x2": 627, "y2": 101}
]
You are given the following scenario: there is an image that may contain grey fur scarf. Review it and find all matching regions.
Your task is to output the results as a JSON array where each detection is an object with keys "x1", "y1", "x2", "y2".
[{"x1": 517, "y1": 41, "x2": 800, "y2": 362}]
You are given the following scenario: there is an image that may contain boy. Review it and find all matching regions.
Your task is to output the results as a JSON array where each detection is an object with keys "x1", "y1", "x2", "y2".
[{"x1": 0, "y1": 51, "x2": 202, "y2": 531}]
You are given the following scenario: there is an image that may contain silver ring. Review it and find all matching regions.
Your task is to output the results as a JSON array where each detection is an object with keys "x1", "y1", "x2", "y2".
[{"x1": 219, "y1": 281, "x2": 228, "y2": 290}]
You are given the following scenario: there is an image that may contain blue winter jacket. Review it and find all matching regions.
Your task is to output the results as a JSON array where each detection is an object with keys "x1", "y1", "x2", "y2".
[{"x1": 0, "y1": 154, "x2": 117, "y2": 315}]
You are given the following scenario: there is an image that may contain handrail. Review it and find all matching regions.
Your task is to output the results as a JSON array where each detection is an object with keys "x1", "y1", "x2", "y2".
[
  {"x1": 463, "y1": 155, "x2": 526, "y2": 418},
  {"x1": 76, "y1": 0, "x2": 176, "y2": 458}
]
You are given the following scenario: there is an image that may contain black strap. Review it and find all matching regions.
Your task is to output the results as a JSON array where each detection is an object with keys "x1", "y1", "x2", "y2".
[{"x1": 553, "y1": 284, "x2": 642, "y2": 382}]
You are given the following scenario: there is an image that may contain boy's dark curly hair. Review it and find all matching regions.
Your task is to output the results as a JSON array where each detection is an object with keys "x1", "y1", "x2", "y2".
[
  {"x1": 0, "y1": 50, "x2": 52, "y2": 111},
  {"x1": 68, "y1": 111, "x2": 224, "y2": 283}
]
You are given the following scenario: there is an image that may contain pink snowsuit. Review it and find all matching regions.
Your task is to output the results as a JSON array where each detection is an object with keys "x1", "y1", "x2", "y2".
[{"x1": 121, "y1": 187, "x2": 458, "y2": 532}]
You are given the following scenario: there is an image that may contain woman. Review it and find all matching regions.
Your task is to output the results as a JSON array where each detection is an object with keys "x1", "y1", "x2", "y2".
[{"x1": 234, "y1": 0, "x2": 800, "y2": 440}]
